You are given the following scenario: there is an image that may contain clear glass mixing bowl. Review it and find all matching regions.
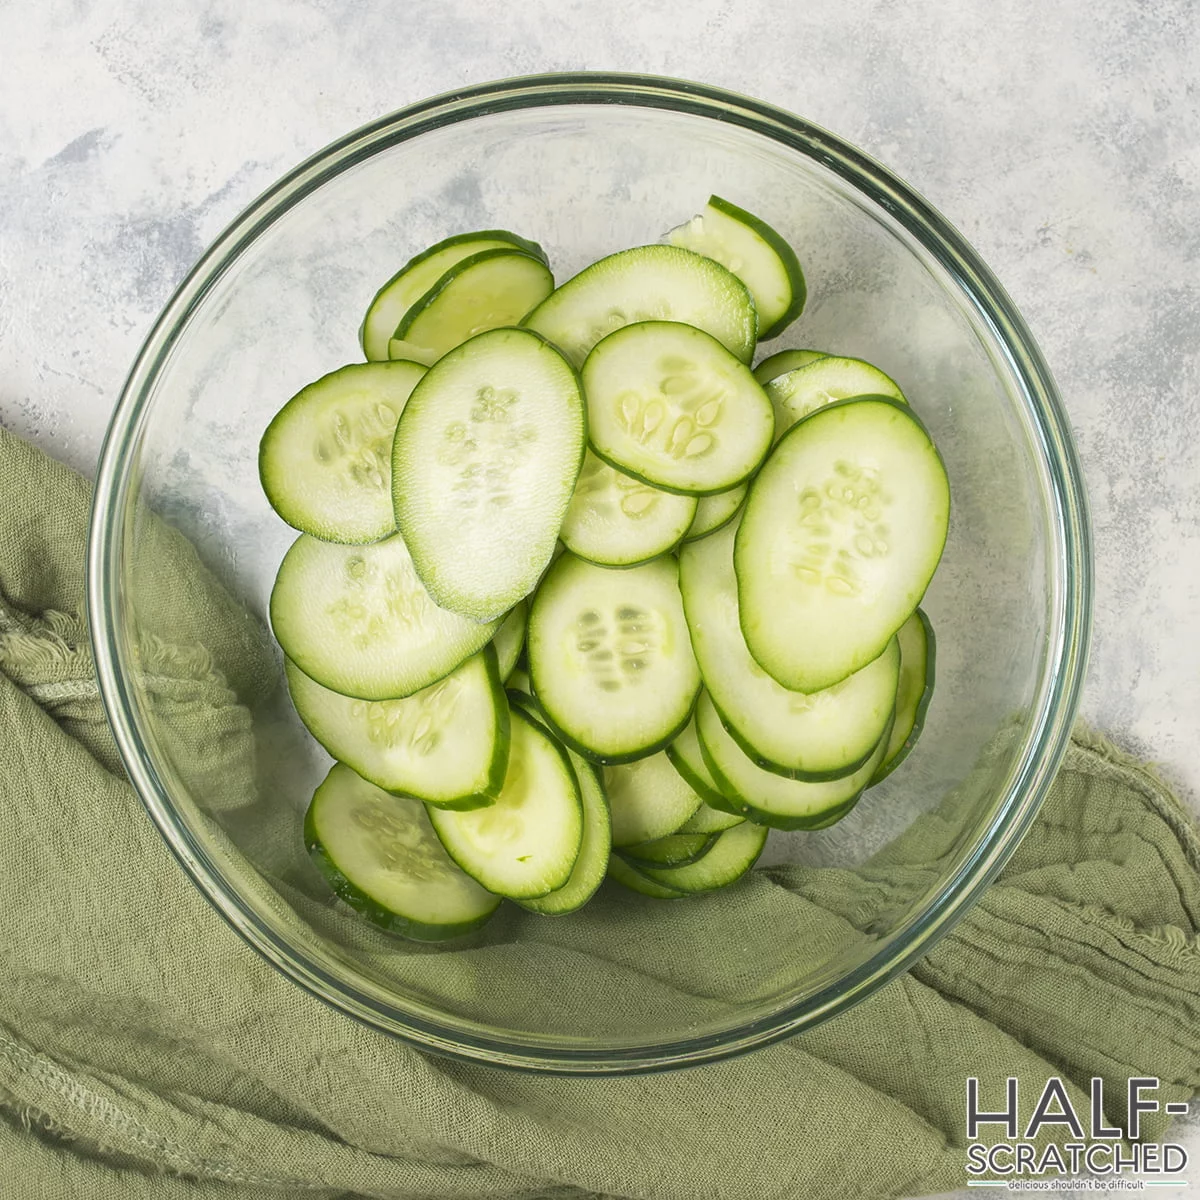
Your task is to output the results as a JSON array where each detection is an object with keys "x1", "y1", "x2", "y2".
[{"x1": 87, "y1": 74, "x2": 1091, "y2": 1072}]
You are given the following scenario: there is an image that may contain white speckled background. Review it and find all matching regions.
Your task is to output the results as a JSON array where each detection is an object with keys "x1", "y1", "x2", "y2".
[{"x1": 2, "y1": 0, "x2": 1197, "y2": 1194}]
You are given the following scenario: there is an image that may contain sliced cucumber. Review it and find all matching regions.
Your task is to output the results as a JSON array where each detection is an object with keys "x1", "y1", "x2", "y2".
[
  {"x1": 385, "y1": 249, "x2": 554, "y2": 366},
  {"x1": 753, "y1": 349, "x2": 827, "y2": 385},
  {"x1": 360, "y1": 230, "x2": 547, "y2": 362},
  {"x1": 681, "y1": 518, "x2": 901, "y2": 779},
  {"x1": 492, "y1": 600, "x2": 528, "y2": 681},
  {"x1": 607, "y1": 854, "x2": 688, "y2": 899},
  {"x1": 559, "y1": 449, "x2": 697, "y2": 567},
  {"x1": 429, "y1": 705, "x2": 582, "y2": 899},
  {"x1": 697, "y1": 691, "x2": 892, "y2": 830},
  {"x1": 527, "y1": 553, "x2": 701, "y2": 763},
  {"x1": 582, "y1": 321, "x2": 774, "y2": 495},
  {"x1": 666, "y1": 195, "x2": 805, "y2": 340},
  {"x1": 872, "y1": 608, "x2": 935, "y2": 783},
  {"x1": 305, "y1": 763, "x2": 499, "y2": 941},
  {"x1": 392, "y1": 327, "x2": 585, "y2": 622},
  {"x1": 505, "y1": 666, "x2": 532, "y2": 695},
  {"x1": 682, "y1": 483, "x2": 747, "y2": 543},
  {"x1": 270, "y1": 532, "x2": 498, "y2": 700},
  {"x1": 604, "y1": 750, "x2": 703, "y2": 847},
  {"x1": 523, "y1": 244, "x2": 756, "y2": 367},
  {"x1": 284, "y1": 647, "x2": 506, "y2": 808},
  {"x1": 619, "y1": 831, "x2": 717, "y2": 869},
  {"x1": 766, "y1": 355, "x2": 906, "y2": 441},
  {"x1": 665, "y1": 714, "x2": 743, "y2": 816},
  {"x1": 259, "y1": 361, "x2": 425, "y2": 544},
  {"x1": 677, "y1": 801, "x2": 745, "y2": 835},
  {"x1": 735, "y1": 397, "x2": 950, "y2": 693},
  {"x1": 636, "y1": 819, "x2": 767, "y2": 894}
]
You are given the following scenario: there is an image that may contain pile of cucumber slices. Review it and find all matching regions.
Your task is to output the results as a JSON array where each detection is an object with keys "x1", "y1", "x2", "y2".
[{"x1": 260, "y1": 195, "x2": 950, "y2": 941}]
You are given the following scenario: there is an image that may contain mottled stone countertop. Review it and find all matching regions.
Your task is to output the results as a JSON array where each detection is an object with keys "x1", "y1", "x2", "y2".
[{"x1": 1, "y1": 0, "x2": 1197, "y2": 1194}]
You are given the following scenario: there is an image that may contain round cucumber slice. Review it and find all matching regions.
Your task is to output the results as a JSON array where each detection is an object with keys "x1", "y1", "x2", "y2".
[
  {"x1": 528, "y1": 553, "x2": 701, "y2": 764},
  {"x1": 523, "y1": 243, "x2": 757, "y2": 367},
  {"x1": 559, "y1": 450, "x2": 697, "y2": 567},
  {"x1": 305, "y1": 763, "x2": 499, "y2": 941},
  {"x1": 604, "y1": 750, "x2": 703, "y2": 847},
  {"x1": 753, "y1": 349, "x2": 827, "y2": 385},
  {"x1": 735, "y1": 397, "x2": 949, "y2": 693},
  {"x1": 871, "y1": 608, "x2": 936, "y2": 783},
  {"x1": 636, "y1": 819, "x2": 767, "y2": 894},
  {"x1": 582, "y1": 321, "x2": 775, "y2": 495},
  {"x1": 392, "y1": 327, "x2": 585, "y2": 622},
  {"x1": 259, "y1": 360, "x2": 425, "y2": 544},
  {"x1": 428, "y1": 706, "x2": 583, "y2": 899},
  {"x1": 766, "y1": 355, "x2": 906, "y2": 442},
  {"x1": 284, "y1": 646, "x2": 508, "y2": 808},
  {"x1": 682, "y1": 482, "x2": 747, "y2": 543},
  {"x1": 269, "y1": 532, "x2": 499, "y2": 700}
]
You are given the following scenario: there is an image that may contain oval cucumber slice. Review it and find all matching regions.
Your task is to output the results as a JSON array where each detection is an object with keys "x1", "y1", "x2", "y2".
[
  {"x1": 697, "y1": 691, "x2": 892, "y2": 830},
  {"x1": 259, "y1": 360, "x2": 425, "y2": 544},
  {"x1": 682, "y1": 482, "x2": 747, "y2": 543},
  {"x1": 871, "y1": 608, "x2": 936, "y2": 783},
  {"x1": 766, "y1": 355, "x2": 906, "y2": 441},
  {"x1": 666, "y1": 194, "x2": 806, "y2": 340},
  {"x1": 753, "y1": 349, "x2": 827, "y2": 386},
  {"x1": 528, "y1": 553, "x2": 701, "y2": 763},
  {"x1": 284, "y1": 647, "x2": 508, "y2": 808},
  {"x1": 429, "y1": 706, "x2": 583, "y2": 899},
  {"x1": 607, "y1": 854, "x2": 688, "y2": 899},
  {"x1": 305, "y1": 763, "x2": 499, "y2": 941},
  {"x1": 392, "y1": 327, "x2": 585, "y2": 622},
  {"x1": 681, "y1": 518, "x2": 901, "y2": 779},
  {"x1": 388, "y1": 249, "x2": 554, "y2": 365},
  {"x1": 559, "y1": 450, "x2": 697, "y2": 567},
  {"x1": 604, "y1": 750, "x2": 703, "y2": 847},
  {"x1": 360, "y1": 230, "x2": 546, "y2": 361},
  {"x1": 735, "y1": 397, "x2": 950, "y2": 693},
  {"x1": 637, "y1": 819, "x2": 767, "y2": 894},
  {"x1": 523, "y1": 244, "x2": 756, "y2": 367},
  {"x1": 492, "y1": 600, "x2": 528, "y2": 682},
  {"x1": 270, "y1": 532, "x2": 499, "y2": 700},
  {"x1": 582, "y1": 321, "x2": 775, "y2": 495}
]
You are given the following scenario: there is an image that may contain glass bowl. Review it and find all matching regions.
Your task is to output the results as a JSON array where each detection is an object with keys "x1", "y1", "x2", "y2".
[{"x1": 87, "y1": 73, "x2": 1091, "y2": 1073}]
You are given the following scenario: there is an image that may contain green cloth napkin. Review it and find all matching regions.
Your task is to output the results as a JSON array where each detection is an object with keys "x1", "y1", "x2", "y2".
[{"x1": 1, "y1": 425, "x2": 1198, "y2": 1200}]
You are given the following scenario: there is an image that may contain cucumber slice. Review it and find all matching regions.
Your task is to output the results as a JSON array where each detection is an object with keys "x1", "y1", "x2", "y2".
[
  {"x1": 360, "y1": 230, "x2": 547, "y2": 362},
  {"x1": 753, "y1": 349, "x2": 827, "y2": 385},
  {"x1": 636, "y1": 820, "x2": 767, "y2": 894},
  {"x1": 270, "y1": 532, "x2": 499, "y2": 700},
  {"x1": 559, "y1": 450, "x2": 697, "y2": 567},
  {"x1": 666, "y1": 195, "x2": 805, "y2": 340},
  {"x1": 517, "y1": 744, "x2": 611, "y2": 915},
  {"x1": 305, "y1": 763, "x2": 499, "y2": 941},
  {"x1": 259, "y1": 361, "x2": 425, "y2": 544},
  {"x1": 682, "y1": 483, "x2": 747, "y2": 543},
  {"x1": 387, "y1": 249, "x2": 554, "y2": 366},
  {"x1": 681, "y1": 518, "x2": 901, "y2": 779},
  {"x1": 492, "y1": 600, "x2": 528, "y2": 682},
  {"x1": 619, "y1": 831, "x2": 717, "y2": 869},
  {"x1": 284, "y1": 647, "x2": 507, "y2": 808},
  {"x1": 392, "y1": 327, "x2": 585, "y2": 622},
  {"x1": 735, "y1": 397, "x2": 950, "y2": 693},
  {"x1": 523, "y1": 244, "x2": 757, "y2": 367},
  {"x1": 527, "y1": 553, "x2": 701, "y2": 763},
  {"x1": 871, "y1": 608, "x2": 936, "y2": 783},
  {"x1": 665, "y1": 715, "x2": 744, "y2": 816},
  {"x1": 603, "y1": 750, "x2": 703, "y2": 847},
  {"x1": 696, "y1": 692, "x2": 892, "y2": 830},
  {"x1": 677, "y1": 801, "x2": 745, "y2": 835},
  {"x1": 607, "y1": 854, "x2": 688, "y2": 899},
  {"x1": 582, "y1": 321, "x2": 775, "y2": 495},
  {"x1": 766, "y1": 355, "x2": 906, "y2": 441},
  {"x1": 428, "y1": 705, "x2": 582, "y2": 899}
]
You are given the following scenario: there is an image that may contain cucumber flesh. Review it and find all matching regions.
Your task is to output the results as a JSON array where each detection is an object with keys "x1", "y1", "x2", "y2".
[
  {"x1": 429, "y1": 706, "x2": 582, "y2": 899},
  {"x1": 753, "y1": 349, "x2": 827, "y2": 385},
  {"x1": 735, "y1": 397, "x2": 950, "y2": 693},
  {"x1": 666, "y1": 194, "x2": 806, "y2": 340},
  {"x1": 360, "y1": 230, "x2": 546, "y2": 362},
  {"x1": 523, "y1": 243, "x2": 757, "y2": 367},
  {"x1": 284, "y1": 647, "x2": 507, "y2": 808},
  {"x1": 637, "y1": 819, "x2": 767, "y2": 894},
  {"x1": 583, "y1": 321, "x2": 775, "y2": 496},
  {"x1": 607, "y1": 854, "x2": 688, "y2": 899},
  {"x1": 559, "y1": 449, "x2": 696, "y2": 567},
  {"x1": 259, "y1": 361, "x2": 425, "y2": 544},
  {"x1": 871, "y1": 608, "x2": 936, "y2": 783},
  {"x1": 389, "y1": 249, "x2": 554, "y2": 366},
  {"x1": 604, "y1": 750, "x2": 703, "y2": 847},
  {"x1": 270, "y1": 532, "x2": 498, "y2": 701},
  {"x1": 528, "y1": 553, "x2": 701, "y2": 763},
  {"x1": 305, "y1": 763, "x2": 499, "y2": 941},
  {"x1": 681, "y1": 518, "x2": 901, "y2": 779},
  {"x1": 492, "y1": 601, "x2": 528, "y2": 681},
  {"x1": 392, "y1": 327, "x2": 585, "y2": 622},
  {"x1": 766, "y1": 355, "x2": 906, "y2": 442},
  {"x1": 682, "y1": 483, "x2": 747, "y2": 543}
]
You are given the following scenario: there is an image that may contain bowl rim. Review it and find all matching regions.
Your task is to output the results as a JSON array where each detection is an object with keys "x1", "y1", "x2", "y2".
[{"x1": 87, "y1": 71, "x2": 1093, "y2": 1074}]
